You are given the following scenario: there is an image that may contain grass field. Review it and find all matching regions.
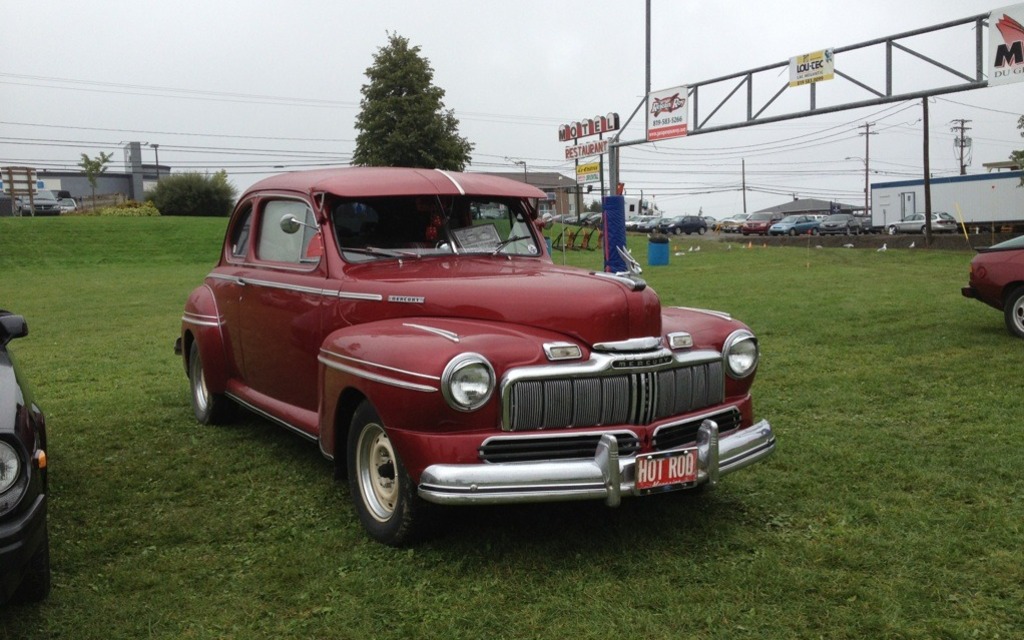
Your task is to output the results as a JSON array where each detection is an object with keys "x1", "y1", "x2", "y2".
[{"x1": 1, "y1": 217, "x2": 1021, "y2": 639}]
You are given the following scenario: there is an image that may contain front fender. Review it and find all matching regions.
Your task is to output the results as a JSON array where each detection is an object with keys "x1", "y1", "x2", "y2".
[{"x1": 318, "y1": 317, "x2": 579, "y2": 467}]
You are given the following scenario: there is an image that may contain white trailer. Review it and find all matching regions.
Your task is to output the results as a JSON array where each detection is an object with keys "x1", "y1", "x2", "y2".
[{"x1": 870, "y1": 171, "x2": 1024, "y2": 232}]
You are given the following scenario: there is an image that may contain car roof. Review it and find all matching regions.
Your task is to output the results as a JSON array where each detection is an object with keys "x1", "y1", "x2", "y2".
[{"x1": 246, "y1": 167, "x2": 547, "y2": 200}]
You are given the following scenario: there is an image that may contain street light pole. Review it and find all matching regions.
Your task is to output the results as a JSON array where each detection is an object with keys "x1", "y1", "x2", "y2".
[{"x1": 150, "y1": 143, "x2": 160, "y2": 181}]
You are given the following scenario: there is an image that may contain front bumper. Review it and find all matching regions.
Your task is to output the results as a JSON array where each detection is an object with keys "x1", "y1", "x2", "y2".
[
  {"x1": 0, "y1": 493, "x2": 47, "y2": 602},
  {"x1": 418, "y1": 419, "x2": 775, "y2": 506}
]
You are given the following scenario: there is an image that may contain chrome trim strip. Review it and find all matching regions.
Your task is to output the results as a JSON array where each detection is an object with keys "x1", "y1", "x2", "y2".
[
  {"x1": 480, "y1": 428, "x2": 638, "y2": 451},
  {"x1": 403, "y1": 323, "x2": 460, "y2": 343},
  {"x1": 589, "y1": 271, "x2": 646, "y2": 291},
  {"x1": 417, "y1": 419, "x2": 774, "y2": 506},
  {"x1": 318, "y1": 353, "x2": 438, "y2": 392},
  {"x1": 181, "y1": 312, "x2": 221, "y2": 328},
  {"x1": 650, "y1": 405, "x2": 741, "y2": 440},
  {"x1": 337, "y1": 291, "x2": 384, "y2": 301},
  {"x1": 224, "y1": 392, "x2": 318, "y2": 443},
  {"x1": 671, "y1": 306, "x2": 732, "y2": 320},
  {"x1": 592, "y1": 337, "x2": 662, "y2": 352},
  {"x1": 434, "y1": 169, "x2": 466, "y2": 195},
  {"x1": 320, "y1": 349, "x2": 440, "y2": 381}
]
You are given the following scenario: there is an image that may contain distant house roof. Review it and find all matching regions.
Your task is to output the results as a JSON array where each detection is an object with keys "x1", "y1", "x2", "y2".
[{"x1": 754, "y1": 197, "x2": 859, "y2": 215}]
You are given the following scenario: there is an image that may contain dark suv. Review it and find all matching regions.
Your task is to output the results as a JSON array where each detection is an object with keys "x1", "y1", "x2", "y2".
[
  {"x1": 657, "y1": 215, "x2": 707, "y2": 235},
  {"x1": 17, "y1": 190, "x2": 62, "y2": 217},
  {"x1": 0, "y1": 312, "x2": 50, "y2": 604}
]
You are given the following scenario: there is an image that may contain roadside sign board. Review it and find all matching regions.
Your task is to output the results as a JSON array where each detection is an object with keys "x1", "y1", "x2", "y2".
[
  {"x1": 576, "y1": 162, "x2": 600, "y2": 184},
  {"x1": 990, "y1": 3, "x2": 1024, "y2": 85},
  {"x1": 646, "y1": 86, "x2": 689, "y2": 141}
]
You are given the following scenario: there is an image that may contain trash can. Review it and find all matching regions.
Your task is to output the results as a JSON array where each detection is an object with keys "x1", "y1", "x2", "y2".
[{"x1": 648, "y1": 235, "x2": 669, "y2": 266}]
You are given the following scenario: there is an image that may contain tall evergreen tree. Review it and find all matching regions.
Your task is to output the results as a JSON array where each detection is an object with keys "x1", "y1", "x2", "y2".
[{"x1": 353, "y1": 33, "x2": 473, "y2": 170}]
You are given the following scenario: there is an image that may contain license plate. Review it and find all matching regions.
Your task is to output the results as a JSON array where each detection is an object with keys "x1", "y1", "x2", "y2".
[{"x1": 634, "y1": 449, "x2": 698, "y2": 493}]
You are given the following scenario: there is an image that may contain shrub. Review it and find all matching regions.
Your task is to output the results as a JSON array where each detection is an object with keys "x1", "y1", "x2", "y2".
[
  {"x1": 147, "y1": 171, "x2": 237, "y2": 217},
  {"x1": 69, "y1": 201, "x2": 161, "y2": 217}
]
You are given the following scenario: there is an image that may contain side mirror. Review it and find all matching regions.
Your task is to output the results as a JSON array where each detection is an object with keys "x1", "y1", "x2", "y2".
[
  {"x1": 0, "y1": 314, "x2": 28, "y2": 348},
  {"x1": 280, "y1": 214, "x2": 304, "y2": 235}
]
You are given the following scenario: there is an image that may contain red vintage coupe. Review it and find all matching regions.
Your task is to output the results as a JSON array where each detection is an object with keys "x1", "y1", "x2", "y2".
[
  {"x1": 176, "y1": 167, "x2": 776, "y2": 545},
  {"x1": 962, "y1": 234, "x2": 1024, "y2": 338}
]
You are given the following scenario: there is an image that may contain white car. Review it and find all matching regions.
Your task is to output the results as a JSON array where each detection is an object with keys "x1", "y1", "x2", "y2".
[{"x1": 58, "y1": 198, "x2": 79, "y2": 213}]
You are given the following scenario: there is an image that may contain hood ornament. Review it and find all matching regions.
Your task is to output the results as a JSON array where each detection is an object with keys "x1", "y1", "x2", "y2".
[{"x1": 589, "y1": 246, "x2": 647, "y2": 291}]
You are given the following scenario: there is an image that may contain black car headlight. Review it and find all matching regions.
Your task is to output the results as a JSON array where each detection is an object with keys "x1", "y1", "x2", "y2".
[
  {"x1": 0, "y1": 441, "x2": 21, "y2": 496},
  {"x1": 723, "y1": 330, "x2": 759, "y2": 379},
  {"x1": 442, "y1": 353, "x2": 495, "y2": 411}
]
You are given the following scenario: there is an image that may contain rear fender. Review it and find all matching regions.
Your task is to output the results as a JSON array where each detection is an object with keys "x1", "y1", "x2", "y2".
[{"x1": 181, "y1": 283, "x2": 230, "y2": 394}]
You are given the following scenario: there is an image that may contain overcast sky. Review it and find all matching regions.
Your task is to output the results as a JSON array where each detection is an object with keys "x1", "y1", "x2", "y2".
[{"x1": 3, "y1": 0, "x2": 1022, "y2": 216}]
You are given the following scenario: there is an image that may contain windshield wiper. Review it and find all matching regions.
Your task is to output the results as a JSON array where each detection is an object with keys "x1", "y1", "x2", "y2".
[
  {"x1": 490, "y1": 236, "x2": 535, "y2": 255},
  {"x1": 342, "y1": 246, "x2": 422, "y2": 259}
]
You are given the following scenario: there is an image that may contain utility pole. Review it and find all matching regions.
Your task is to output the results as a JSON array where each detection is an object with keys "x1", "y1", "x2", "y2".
[
  {"x1": 742, "y1": 159, "x2": 747, "y2": 213},
  {"x1": 950, "y1": 118, "x2": 972, "y2": 175},
  {"x1": 857, "y1": 122, "x2": 877, "y2": 218},
  {"x1": 924, "y1": 99, "x2": 933, "y2": 246}
]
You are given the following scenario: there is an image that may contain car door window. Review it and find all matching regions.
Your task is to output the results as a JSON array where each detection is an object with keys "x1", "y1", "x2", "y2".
[
  {"x1": 257, "y1": 200, "x2": 318, "y2": 264},
  {"x1": 229, "y1": 206, "x2": 253, "y2": 260}
]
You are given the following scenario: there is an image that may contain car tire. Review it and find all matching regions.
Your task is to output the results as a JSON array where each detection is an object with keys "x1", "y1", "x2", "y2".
[
  {"x1": 888, "y1": 225, "x2": 898, "y2": 235},
  {"x1": 11, "y1": 528, "x2": 50, "y2": 603},
  {"x1": 672, "y1": 228, "x2": 681, "y2": 235},
  {"x1": 348, "y1": 401, "x2": 429, "y2": 546},
  {"x1": 788, "y1": 229, "x2": 797, "y2": 236},
  {"x1": 1004, "y1": 286, "x2": 1024, "y2": 339},
  {"x1": 698, "y1": 227, "x2": 706, "y2": 235},
  {"x1": 188, "y1": 340, "x2": 234, "y2": 425},
  {"x1": 811, "y1": 228, "x2": 819, "y2": 235}
]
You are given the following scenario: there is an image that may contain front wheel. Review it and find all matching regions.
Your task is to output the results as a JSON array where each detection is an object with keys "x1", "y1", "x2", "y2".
[
  {"x1": 348, "y1": 401, "x2": 428, "y2": 546},
  {"x1": 1004, "y1": 286, "x2": 1024, "y2": 339},
  {"x1": 698, "y1": 227, "x2": 706, "y2": 235}
]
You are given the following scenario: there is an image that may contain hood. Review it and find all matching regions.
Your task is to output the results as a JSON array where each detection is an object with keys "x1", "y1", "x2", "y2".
[{"x1": 340, "y1": 257, "x2": 662, "y2": 346}]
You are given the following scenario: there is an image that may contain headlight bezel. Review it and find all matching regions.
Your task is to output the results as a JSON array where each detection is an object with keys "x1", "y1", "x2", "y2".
[
  {"x1": 441, "y1": 353, "x2": 496, "y2": 412},
  {"x1": 723, "y1": 330, "x2": 759, "y2": 379}
]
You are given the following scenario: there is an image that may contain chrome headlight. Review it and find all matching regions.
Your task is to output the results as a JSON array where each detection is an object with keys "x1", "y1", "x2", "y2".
[
  {"x1": 442, "y1": 353, "x2": 495, "y2": 411},
  {"x1": 0, "y1": 441, "x2": 21, "y2": 495},
  {"x1": 723, "y1": 330, "x2": 759, "y2": 379}
]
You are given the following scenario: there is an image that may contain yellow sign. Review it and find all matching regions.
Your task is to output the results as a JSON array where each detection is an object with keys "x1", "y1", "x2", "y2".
[{"x1": 576, "y1": 162, "x2": 600, "y2": 184}]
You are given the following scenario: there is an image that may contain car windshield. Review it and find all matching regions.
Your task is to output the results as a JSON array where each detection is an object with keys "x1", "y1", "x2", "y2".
[
  {"x1": 331, "y1": 195, "x2": 540, "y2": 262},
  {"x1": 825, "y1": 214, "x2": 849, "y2": 222},
  {"x1": 779, "y1": 215, "x2": 801, "y2": 224},
  {"x1": 749, "y1": 213, "x2": 773, "y2": 221}
]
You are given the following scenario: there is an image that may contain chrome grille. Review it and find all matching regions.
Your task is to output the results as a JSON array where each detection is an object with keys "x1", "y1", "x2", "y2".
[
  {"x1": 507, "y1": 359, "x2": 724, "y2": 431},
  {"x1": 479, "y1": 432, "x2": 641, "y2": 463},
  {"x1": 651, "y1": 408, "x2": 742, "y2": 450}
]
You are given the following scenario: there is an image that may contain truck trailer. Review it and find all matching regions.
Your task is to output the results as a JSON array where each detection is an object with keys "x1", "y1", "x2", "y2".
[{"x1": 871, "y1": 171, "x2": 1023, "y2": 234}]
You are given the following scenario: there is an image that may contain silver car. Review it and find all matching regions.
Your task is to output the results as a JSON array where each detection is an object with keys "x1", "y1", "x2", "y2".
[{"x1": 887, "y1": 212, "x2": 958, "y2": 235}]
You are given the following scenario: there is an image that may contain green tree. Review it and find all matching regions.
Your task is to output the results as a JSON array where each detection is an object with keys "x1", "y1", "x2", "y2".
[
  {"x1": 1013, "y1": 115, "x2": 1024, "y2": 186},
  {"x1": 353, "y1": 33, "x2": 473, "y2": 170},
  {"x1": 78, "y1": 151, "x2": 114, "y2": 208},
  {"x1": 148, "y1": 171, "x2": 237, "y2": 217}
]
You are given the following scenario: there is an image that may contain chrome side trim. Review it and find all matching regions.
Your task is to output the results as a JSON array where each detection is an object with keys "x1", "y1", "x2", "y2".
[
  {"x1": 337, "y1": 291, "x2": 384, "y2": 301},
  {"x1": 589, "y1": 271, "x2": 646, "y2": 291},
  {"x1": 225, "y1": 392, "x2": 318, "y2": 443},
  {"x1": 403, "y1": 323, "x2": 460, "y2": 343},
  {"x1": 318, "y1": 351, "x2": 438, "y2": 392},
  {"x1": 671, "y1": 306, "x2": 732, "y2": 320},
  {"x1": 182, "y1": 311, "x2": 221, "y2": 328},
  {"x1": 417, "y1": 419, "x2": 775, "y2": 506}
]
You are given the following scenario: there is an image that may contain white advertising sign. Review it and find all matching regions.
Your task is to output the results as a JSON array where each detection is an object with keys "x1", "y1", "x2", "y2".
[
  {"x1": 646, "y1": 86, "x2": 689, "y2": 142},
  {"x1": 990, "y1": 4, "x2": 1024, "y2": 85},
  {"x1": 789, "y1": 49, "x2": 835, "y2": 87}
]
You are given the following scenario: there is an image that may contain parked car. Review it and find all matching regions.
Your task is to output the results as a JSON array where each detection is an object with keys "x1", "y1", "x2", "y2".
[
  {"x1": 581, "y1": 212, "x2": 603, "y2": 227},
  {"x1": 58, "y1": 198, "x2": 78, "y2": 213},
  {"x1": 740, "y1": 212, "x2": 783, "y2": 236},
  {"x1": 0, "y1": 311, "x2": 50, "y2": 604},
  {"x1": 715, "y1": 213, "x2": 749, "y2": 233},
  {"x1": 818, "y1": 213, "x2": 862, "y2": 236},
  {"x1": 176, "y1": 168, "x2": 776, "y2": 546},
  {"x1": 633, "y1": 215, "x2": 662, "y2": 233},
  {"x1": 887, "y1": 212, "x2": 958, "y2": 235},
  {"x1": 962, "y1": 234, "x2": 1024, "y2": 338},
  {"x1": 769, "y1": 215, "x2": 820, "y2": 236},
  {"x1": 16, "y1": 190, "x2": 62, "y2": 217},
  {"x1": 657, "y1": 215, "x2": 707, "y2": 235}
]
